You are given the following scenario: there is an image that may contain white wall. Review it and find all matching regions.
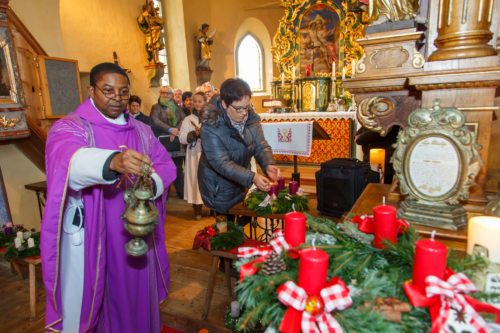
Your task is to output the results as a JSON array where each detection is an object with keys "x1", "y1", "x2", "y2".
[{"x1": 0, "y1": 145, "x2": 45, "y2": 230}]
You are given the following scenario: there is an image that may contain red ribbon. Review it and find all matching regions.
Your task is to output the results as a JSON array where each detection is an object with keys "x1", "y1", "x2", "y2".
[
  {"x1": 238, "y1": 229, "x2": 290, "y2": 281},
  {"x1": 404, "y1": 271, "x2": 500, "y2": 333},
  {"x1": 192, "y1": 226, "x2": 218, "y2": 251},
  {"x1": 277, "y1": 277, "x2": 352, "y2": 333}
]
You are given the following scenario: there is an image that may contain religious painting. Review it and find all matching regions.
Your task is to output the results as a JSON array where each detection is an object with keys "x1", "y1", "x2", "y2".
[
  {"x1": 299, "y1": 4, "x2": 340, "y2": 76},
  {"x1": 0, "y1": 28, "x2": 21, "y2": 105},
  {"x1": 0, "y1": 167, "x2": 12, "y2": 226}
]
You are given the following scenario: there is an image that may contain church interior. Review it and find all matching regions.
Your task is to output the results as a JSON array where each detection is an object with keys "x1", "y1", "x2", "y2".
[{"x1": 0, "y1": 0, "x2": 500, "y2": 332}]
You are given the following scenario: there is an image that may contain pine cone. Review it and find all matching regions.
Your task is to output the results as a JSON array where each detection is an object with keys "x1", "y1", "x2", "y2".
[{"x1": 261, "y1": 250, "x2": 287, "y2": 276}]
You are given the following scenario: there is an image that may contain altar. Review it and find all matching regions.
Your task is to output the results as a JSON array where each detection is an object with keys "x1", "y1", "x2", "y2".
[{"x1": 259, "y1": 111, "x2": 356, "y2": 164}]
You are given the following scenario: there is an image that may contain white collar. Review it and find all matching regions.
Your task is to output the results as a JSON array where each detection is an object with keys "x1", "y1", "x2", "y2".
[{"x1": 90, "y1": 98, "x2": 127, "y2": 125}]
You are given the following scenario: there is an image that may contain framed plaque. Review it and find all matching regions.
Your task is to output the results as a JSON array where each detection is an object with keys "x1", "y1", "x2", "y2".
[{"x1": 393, "y1": 100, "x2": 482, "y2": 230}]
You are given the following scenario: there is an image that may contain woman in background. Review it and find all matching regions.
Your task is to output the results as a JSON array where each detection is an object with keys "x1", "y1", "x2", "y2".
[{"x1": 179, "y1": 92, "x2": 206, "y2": 219}]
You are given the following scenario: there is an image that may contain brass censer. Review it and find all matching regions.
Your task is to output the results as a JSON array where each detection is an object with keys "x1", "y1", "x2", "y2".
[{"x1": 122, "y1": 163, "x2": 159, "y2": 256}]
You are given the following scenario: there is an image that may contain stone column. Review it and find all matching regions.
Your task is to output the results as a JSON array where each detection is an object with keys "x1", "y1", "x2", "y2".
[{"x1": 429, "y1": 0, "x2": 496, "y2": 60}]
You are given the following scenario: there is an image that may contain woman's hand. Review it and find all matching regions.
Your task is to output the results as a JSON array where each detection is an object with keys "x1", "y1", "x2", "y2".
[
  {"x1": 110, "y1": 149, "x2": 151, "y2": 175},
  {"x1": 266, "y1": 165, "x2": 280, "y2": 182},
  {"x1": 252, "y1": 173, "x2": 272, "y2": 192}
]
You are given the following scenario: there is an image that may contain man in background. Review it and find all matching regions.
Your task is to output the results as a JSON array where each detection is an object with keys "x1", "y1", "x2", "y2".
[
  {"x1": 128, "y1": 95, "x2": 151, "y2": 125},
  {"x1": 173, "y1": 88, "x2": 183, "y2": 108},
  {"x1": 151, "y1": 86, "x2": 186, "y2": 199}
]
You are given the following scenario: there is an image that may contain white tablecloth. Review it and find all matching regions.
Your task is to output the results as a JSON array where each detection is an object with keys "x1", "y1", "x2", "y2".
[{"x1": 261, "y1": 121, "x2": 313, "y2": 157}]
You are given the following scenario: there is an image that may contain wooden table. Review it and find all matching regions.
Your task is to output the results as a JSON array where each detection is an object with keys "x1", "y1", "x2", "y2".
[
  {"x1": 200, "y1": 239, "x2": 266, "y2": 320},
  {"x1": 229, "y1": 203, "x2": 285, "y2": 242},
  {"x1": 349, "y1": 183, "x2": 468, "y2": 251}
]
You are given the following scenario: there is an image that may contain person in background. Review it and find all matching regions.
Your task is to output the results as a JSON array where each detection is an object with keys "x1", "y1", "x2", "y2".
[
  {"x1": 41, "y1": 62, "x2": 175, "y2": 332},
  {"x1": 151, "y1": 85, "x2": 186, "y2": 199},
  {"x1": 173, "y1": 88, "x2": 183, "y2": 108},
  {"x1": 198, "y1": 78, "x2": 279, "y2": 215},
  {"x1": 179, "y1": 92, "x2": 206, "y2": 220},
  {"x1": 128, "y1": 95, "x2": 151, "y2": 125},
  {"x1": 181, "y1": 91, "x2": 193, "y2": 117}
]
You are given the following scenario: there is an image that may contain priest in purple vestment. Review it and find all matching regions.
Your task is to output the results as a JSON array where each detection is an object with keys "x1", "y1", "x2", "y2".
[{"x1": 41, "y1": 62, "x2": 176, "y2": 333}]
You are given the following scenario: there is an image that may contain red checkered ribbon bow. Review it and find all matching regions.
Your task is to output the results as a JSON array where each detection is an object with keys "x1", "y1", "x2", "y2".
[
  {"x1": 238, "y1": 230, "x2": 290, "y2": 281},
  {"x1": 425, "y1": 273, "x2": 489, "y2": 333},
  {"x1": 238, "y1": 229, "x2": 289, "y2": 258},
  {"x1": 277, "y1": 278, "x2": 352, "y2": 333}
]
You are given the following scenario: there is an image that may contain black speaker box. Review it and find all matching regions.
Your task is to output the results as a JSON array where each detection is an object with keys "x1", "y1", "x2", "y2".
[{"x1": 316, "y1": 158, "x2": 378, "y2": 217}]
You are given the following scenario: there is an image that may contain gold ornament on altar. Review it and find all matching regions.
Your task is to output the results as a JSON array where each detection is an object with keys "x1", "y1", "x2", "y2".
[
  {"x1": 122, "y1": 163, "x2": 159, "y2": 256},
  {"x1": 0, "y1": 115, "x2": 19, "y2": 129},
  {"x1": 367, "y1": 0, "x2": 419, "y2": 25},
  {"x1": 271, "y1": 0, "x2": 365, "y2": 111}
]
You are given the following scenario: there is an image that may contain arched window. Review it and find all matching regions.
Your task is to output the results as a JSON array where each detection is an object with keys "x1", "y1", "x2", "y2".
[{"x1": 236, "y1": 34, "x2": 264, "y2": 92}]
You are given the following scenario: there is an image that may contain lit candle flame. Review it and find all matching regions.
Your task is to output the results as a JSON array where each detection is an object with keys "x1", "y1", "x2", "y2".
[
  {"x1": 431, "y1": 230, "x2": 436, "y2": 240},
  {"x1": 382, "y1": 196, "x2": 386, "y2": 205}
]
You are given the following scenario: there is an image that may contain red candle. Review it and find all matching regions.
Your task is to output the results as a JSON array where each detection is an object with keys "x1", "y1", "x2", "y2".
[
  {"x1": 289, "y1": 181, "x2": 298, "y2": 195},
  {"x1": 305, "y1": 64, "x2": 312, "y2": 77},
  {"x1": 277, "y1": 177, "x2": 285, "y2": 191},
  {"x1": 298, "y1": 248, "x2": 329, "y2": 296},
  {"x1": 268, "y1": 184, "x2": 278, "y2": 196},
  {"x1": 373, "y1": 203, "x2": 398, "y2": 249},
  {"x1": 284, "y1": 211, "x2": 306, "y2": 247},
  {"x1": 412, "y1": 238, "x2": 447, "y2": 292}
]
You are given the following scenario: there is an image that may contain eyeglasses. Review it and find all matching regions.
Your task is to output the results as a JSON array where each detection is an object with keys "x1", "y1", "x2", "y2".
[
  {"x1": 229, "y1": 104, "x2": 252, "y2": 114},
  {"x1": 94, "y1": 85, "x2": 131, "y2": 100}
]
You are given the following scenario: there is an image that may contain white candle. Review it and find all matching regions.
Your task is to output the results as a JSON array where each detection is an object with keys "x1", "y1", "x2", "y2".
[
  {"x1": 292, "y1": 66, "x2": 296, "y2": 82},
  {"x1": 467, "y1": 216, "x2": 500, "y2": 263},
  {"x1": 351, "y1": 59, "x2": 356, "y2": 78},
  {"x1": 342, "y1": 67, "x2": 346, "y2": 80},
  {"x1": 16, "y1": 231, "x2": 23, "y2": 240},
  {"x1": 230, "y1": 300, "x2": 240, "y2": 318},
  {"x1": 14, "y1": 237, "x2": 22, "y2": 249},
  {"x1": 27, "y1": 237, "x2": 35, "y2": 248},
  {"x1": 332, "y1": 80, "x2": 336, "y2": 97},
  {"x1": 332, "y1": 61, "x2": 336, "y2": 79},
  {"x1": 281, "y1": 72, "x2": 285, "y2": 87}
]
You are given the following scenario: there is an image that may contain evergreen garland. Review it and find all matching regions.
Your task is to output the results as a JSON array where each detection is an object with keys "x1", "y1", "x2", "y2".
[
  {"x1": 233, "y1": 214, "x2": 495, "y2": 332},
  {"x1": 244, "y1": 189, "x2": 308, "y2": 216},
  {"x1": 4, "y1": 232, "x2": 41, "y2": 261},
  {"x1": 210, "y1": 222, "x2": 245, "y2": 251}
]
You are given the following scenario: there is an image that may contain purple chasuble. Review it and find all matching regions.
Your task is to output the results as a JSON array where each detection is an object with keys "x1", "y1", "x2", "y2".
[{"x1": 41, "y1": 98, "x2": 176, "y2": 332}]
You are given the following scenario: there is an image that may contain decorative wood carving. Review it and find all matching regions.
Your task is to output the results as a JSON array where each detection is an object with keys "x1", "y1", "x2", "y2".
[
  {"x1": 428, "y1": 0, "x2": 496, "y2": 61},
  {"x1": 355, "y1": 27, "x2": 425, "y2": 77},
  {"x1": 356, "y1": 93, "x2": 420, "y2": 136}
]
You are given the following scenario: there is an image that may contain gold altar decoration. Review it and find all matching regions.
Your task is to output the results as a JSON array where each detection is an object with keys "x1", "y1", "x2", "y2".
[
  {"x1": 271, "y1": 0, "x2": 365, "y2": 111},
  {"x1": 392, "y1": 100, "x2": 482, "y2": 230},
  {"x1": 122, "y1": 163, "x2": 159, "y2": 256},
  {"x1": 272, "y1": 0, "x2": 365, "y2": 78}
]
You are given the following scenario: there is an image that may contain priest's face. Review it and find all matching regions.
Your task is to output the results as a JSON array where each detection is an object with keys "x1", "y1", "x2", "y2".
[{"x1": 89, "y1": 72, "x2": 130, "y2": 119}]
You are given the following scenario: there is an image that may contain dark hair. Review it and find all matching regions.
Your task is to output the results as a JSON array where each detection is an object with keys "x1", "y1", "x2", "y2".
[
  {"x1": 129, "y1": 95, "x2": 141, "y2": 105},
  {"x1": 193, "y1": 91, "x2": 207, "y2": 101},
  {"x1": 89, "y1": 62, "x2": 130, "y2": 86},
  {"x1": 201, "y1": 23, "x2": 209, "y2": 30},
  {"x1": 181, "y1": 91, "x2": 193, "y2": 102},
  {"x1": 220, "y1": 78, "x2": 252, "y2": 106}
]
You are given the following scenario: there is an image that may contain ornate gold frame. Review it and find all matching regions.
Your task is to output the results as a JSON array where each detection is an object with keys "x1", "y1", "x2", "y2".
[
  {"x1": 271, "y1": 0, "x2": 365, "y2": 79},
  {"x1": 392, "y1": 100, "x2": 482, "y2": 230}
]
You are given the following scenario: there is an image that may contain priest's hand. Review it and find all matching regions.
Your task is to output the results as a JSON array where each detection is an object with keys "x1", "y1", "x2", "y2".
[
  {"x1": 110, "y1": 149, "x2": 151, "y2": 175},
  {"x1": 266, "y1": 165, "x2": 280, "y2": 182},
  {"x1": 252, "y1": 173, "x2": 272, "y2": 192}
]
